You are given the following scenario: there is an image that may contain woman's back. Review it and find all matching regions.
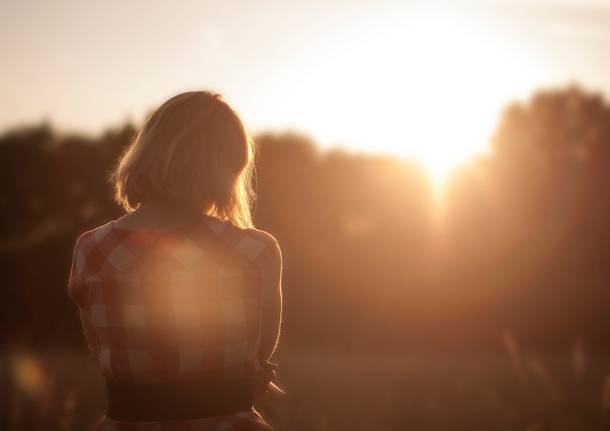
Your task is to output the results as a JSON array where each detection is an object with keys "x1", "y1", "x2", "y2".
[
  {"x1": 67, "y1": 91, "x2": 282, "y2": 430},
  {"x1": 69, "y1": 210, "x2": 280, "y2": 430},
  {"x1": 69, "y1": 213, "x2": 277, "y2": 380}
]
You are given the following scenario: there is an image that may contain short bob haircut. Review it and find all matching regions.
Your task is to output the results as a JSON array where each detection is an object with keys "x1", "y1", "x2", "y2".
[{"x1": 112, "y1": 91, "x2": 255, "y2": 228}]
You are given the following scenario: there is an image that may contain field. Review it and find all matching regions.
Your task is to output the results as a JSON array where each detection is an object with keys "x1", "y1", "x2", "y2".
[{"x1": 4, "y1": 344, "x2": 610, "y2": 431}]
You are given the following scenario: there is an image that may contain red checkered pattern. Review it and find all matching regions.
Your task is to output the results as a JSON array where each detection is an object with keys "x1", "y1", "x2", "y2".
[{"x1": 68, "y1": 216, "x2": 279, "y2": 430}]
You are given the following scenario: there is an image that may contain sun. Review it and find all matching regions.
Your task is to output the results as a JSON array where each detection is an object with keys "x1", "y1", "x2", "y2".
[
  {"x1": 349, "y1": 8, "x2": 504, "y2": 184},
  {"x1": 383, "y1": 9, "x2": 500, "y2": 184},
  {"x1": 267, "y1": 6, "x2": 542, "y2": 186}
]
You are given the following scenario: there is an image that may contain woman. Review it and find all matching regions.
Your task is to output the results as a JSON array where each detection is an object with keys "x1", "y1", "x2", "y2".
[{"x1": 67, "y1": 91, "x2": 283, "y2": 431}]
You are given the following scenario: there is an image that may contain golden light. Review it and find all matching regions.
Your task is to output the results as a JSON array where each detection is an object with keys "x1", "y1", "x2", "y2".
[
  {"x1": 11, "y1": 351, "x2": 48, "y2": 399},
  {"x1": 262, "y1": 6, "x2": 546, "y2": 187}
]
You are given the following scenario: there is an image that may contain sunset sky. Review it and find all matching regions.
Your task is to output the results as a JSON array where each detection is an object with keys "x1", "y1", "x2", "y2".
[{"x1": 3, "y1": 0, "x2": 610, "y2": 175}]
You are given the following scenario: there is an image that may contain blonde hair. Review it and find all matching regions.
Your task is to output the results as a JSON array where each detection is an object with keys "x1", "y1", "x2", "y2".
[{"x1": 112, "y1": 91, "x2": 255, "y2": 228}]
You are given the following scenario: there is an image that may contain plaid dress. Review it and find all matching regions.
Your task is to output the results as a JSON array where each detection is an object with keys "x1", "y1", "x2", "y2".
[{"x1": 68, "y1": 215, "x2": 279, "y2": 431}]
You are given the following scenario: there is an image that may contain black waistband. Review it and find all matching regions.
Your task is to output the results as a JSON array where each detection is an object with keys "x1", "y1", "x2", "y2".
[{"x1": 105, "y1": 377, "x2": 255, "y2": 421}]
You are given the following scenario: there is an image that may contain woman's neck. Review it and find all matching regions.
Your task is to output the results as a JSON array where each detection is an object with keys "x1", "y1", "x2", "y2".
[{"x1": 115, "y1": 200, "x2": 204, "y2": 231}]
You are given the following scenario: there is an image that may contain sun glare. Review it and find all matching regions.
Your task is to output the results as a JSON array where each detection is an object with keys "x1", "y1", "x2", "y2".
[{"x1": 267, "y1": 6, "x2": 545, "y2": 187}]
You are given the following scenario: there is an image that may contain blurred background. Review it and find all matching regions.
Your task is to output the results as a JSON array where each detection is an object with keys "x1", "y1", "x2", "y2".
[{"x1": 2, "y1": 1, "x2": 610, "y2": 430}]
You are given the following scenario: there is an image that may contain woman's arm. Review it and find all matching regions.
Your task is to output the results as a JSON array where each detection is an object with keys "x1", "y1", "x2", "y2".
[
  {"x1": 68, "y1": 233, "x2": 100, "y2": 358},
  {"x1": 258, "y1": 238, "x2": 283, "y2": 363},
  {"x1": 79, "y1": 309, "x2": 101, "y2": 358}
]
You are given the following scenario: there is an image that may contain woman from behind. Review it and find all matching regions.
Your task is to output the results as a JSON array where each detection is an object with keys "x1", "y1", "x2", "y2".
[{"x1": 67, "y1": 91, "x2": 282, "y2": 430}]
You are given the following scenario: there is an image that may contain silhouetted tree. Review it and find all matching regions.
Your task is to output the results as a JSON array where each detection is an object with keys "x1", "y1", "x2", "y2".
[{"x1": 2, "y1": 85, "x2": 610, "y2": 352}]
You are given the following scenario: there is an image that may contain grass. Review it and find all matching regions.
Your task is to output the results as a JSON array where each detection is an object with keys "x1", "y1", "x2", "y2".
[{"x1": 3, "y1": 343, "x2": 610, "y2": 430}]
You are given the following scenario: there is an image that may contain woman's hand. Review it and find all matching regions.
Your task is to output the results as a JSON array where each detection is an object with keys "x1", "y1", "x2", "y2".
[{"x1": 254, "y1": 360, "x2": 284, "y2": 399}]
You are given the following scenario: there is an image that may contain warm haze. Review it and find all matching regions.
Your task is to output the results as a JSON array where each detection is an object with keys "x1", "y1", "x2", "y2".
[
  {"x1": 3, "y1": 0, "x2": 610, "y2": 181},
  {"x1": 5, "y1": 2, "x2": 610, "y2": 430}
]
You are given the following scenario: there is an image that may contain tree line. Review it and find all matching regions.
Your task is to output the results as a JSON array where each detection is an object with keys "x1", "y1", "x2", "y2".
[{"x1": 2, "y1": 85, "x2": 609, "y2": 353}]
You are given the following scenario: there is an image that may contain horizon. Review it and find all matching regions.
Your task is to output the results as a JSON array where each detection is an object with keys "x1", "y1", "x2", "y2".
[{"x1": 4, "y1": 0, "x2": 610, "y2": 178}]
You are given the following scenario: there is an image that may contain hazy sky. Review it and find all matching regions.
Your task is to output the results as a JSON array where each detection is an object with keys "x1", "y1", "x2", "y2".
[{"x1": 2, "y1": 0, "x2": 610, "y2": 160}]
